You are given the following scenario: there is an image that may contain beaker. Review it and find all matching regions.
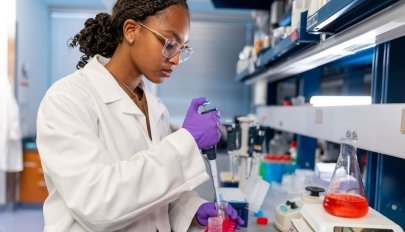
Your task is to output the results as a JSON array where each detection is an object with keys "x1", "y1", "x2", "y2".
[{"x1": 323, "y1": 131, "x2": 368, "y2": 218}]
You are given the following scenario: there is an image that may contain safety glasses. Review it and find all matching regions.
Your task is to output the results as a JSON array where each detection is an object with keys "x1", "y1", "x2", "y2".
[{"x1": 137, "y1": 22, "x2": 193, "y2": 63}]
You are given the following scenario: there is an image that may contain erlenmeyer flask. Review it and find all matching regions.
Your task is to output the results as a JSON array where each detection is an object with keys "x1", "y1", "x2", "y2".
[{"x1": 323, "y1": 131, "x2": 368, "y2": 218}]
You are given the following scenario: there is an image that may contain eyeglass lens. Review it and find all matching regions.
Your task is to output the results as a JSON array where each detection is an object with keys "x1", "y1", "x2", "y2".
[{"x1": 163, "y1": 41, "x2": 192, "y2": 62}]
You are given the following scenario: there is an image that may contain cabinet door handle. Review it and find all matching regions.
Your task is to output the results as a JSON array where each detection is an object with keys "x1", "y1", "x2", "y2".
[{"x1": 24, "y1": 161, "x2": 37, "y2": 168}]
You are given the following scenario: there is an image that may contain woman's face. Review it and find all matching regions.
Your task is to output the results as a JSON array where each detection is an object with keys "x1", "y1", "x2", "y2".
[{"x1": 131, "y1": 5, "x2": 190, "y2": 84}]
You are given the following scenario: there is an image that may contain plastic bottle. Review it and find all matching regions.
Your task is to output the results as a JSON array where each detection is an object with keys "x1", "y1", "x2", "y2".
[
  {"x1": 289, "y1": 140, "x2": 297, "y2": 164},
  {"x1": 269, "y1": 132, "x2": 289, "y2": 155}
]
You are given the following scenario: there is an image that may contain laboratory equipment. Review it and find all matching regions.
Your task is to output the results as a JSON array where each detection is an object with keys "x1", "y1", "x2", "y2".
[
  {"x1": 229, "y1": 115, "x2": 269, "y2": 189},
  {"x1": 201, "y1": 102, "x2": 221, "y2": 207},
  {"x1": 314, "y1": 162, "x2": 336, "y2": 186},
  {"x1": 223, "y1": 116, "x2": 254, "y2": 190},
  {"x1": 206, "y1": 201, "x2": 236, "y2": 232},
  {"x1": 290, "y1": 203, "x2": 404, "y2": 232},
  {"x1": 256, "y1": 217, "x2": 268, "y2": 225},
  {"x1": 259, "y1": 155, "x2": 296, "y2": 184},
  {"x1": 323, "y1": 131, "x2": 368, "y2": 218},
  {"x1": 247, "y1": 124, "x2": 267, "y2": 178},
  {"x1": 218, "y1": 188, "x2": 249, "y2": 228},
  {"x1": 274, "y1": 186, "x2": 324, "y2": 232},
  {"x1": 207, "y1": 216, "x2": 222, "y2": 232},
  {"x1": 220, "y1": 115, "x2": 270, "y2": 228},
  {"x1": 289, "y1": 140, "x2": 297, "y2": 164},
  {"x1": 224, "y1": 122, "x2": 241, "y2": 184},
  {"x1": 224, "y1": 117, "x2": 268, "y2": 185},
  {"x1": 268, "y1": 131, "x2": 289, "y2": 155}
]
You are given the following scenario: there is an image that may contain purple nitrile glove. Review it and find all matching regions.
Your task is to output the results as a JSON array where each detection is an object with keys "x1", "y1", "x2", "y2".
[
  {"x1": 224, "y1": 203, "x2": 245, "y2": 230},
  {"x1": 195, "y1": 202, "x2": 245, "y2": 229},
  {"x1": 195, "y1": 202, "x2": 217, "y2": 226},
  {"x1": 182, "y1": 97, "x2": 221, "y2": 149}
]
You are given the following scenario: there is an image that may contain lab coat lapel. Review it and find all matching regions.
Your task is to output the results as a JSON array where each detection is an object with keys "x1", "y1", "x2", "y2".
[
  {"x1": 84, "y1": 55, "x2": 153, "y2": 142},
  {"x1": 85, "y1": 56, "x2": 163, "y2": 142},
  {"x1": 143, "y1": 85, "x2": 165, "y2": 143},
  {"x1": 85, "y1": 55, "x2": 144, "y2": 116}
]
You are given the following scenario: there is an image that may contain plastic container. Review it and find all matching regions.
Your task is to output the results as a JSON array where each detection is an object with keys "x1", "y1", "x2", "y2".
[
  {"x1": 259, "y1": 155, "x2": 297, "y2": 183},
  {"x1": 257, "y1": 217, "x2": 269, "y2": 225},
  {"x1": 268, "y1": 132, "x2": 289, "y2": 155},
  {"x1": 289, "y1": 140, "x2": 297, "y2": 164},
  {"x1": 291, "y1": 0, "x2": 312, "y2": 31}
]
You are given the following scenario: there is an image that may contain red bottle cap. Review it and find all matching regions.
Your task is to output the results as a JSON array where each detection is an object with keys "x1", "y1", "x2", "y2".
[
  {"x1": 274, "y1": 156, "x2": 283, "y2": 162},
  {"x1": 256, "y1": 217, "x2": 268, "y2": 225},
  {"x1": 281, "y1": 155, "x2": 291, "y2": 162}
]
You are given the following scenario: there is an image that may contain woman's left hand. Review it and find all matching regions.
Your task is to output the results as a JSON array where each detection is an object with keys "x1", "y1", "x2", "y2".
[{"x1": 194, "y1": 202, "x2": 245, "y2": 229}]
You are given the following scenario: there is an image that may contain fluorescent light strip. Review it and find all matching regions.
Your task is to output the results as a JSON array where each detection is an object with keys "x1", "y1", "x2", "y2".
[{"x1": 310, "y1": 96, "x2": 372, "y2": 107}]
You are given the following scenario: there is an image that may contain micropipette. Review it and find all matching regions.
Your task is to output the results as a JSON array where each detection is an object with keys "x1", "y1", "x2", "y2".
[{"x1": 200, "y1": 101, "x2": 221, "y2": 207}]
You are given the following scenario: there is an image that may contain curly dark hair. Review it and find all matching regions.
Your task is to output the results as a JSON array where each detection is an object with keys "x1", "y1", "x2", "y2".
[{"x1": 69, "y1": 0, "x2": 189, "y2": 69}]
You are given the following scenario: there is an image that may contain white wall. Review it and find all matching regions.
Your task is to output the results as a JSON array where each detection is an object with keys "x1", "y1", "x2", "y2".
[
  {"x1": 16, "y1": 0, "x2": 49, "y2": 137},
  {"x1": 48, "y1": 10, "x2": 252, "y2": 125},
  {"x1": 18, "y1": 6, "x2": 252, "y2": 134},
  {"x1": 158, "y1": 20, "x2": 251, "y2": 124},
  {"x1": 50, "y1": 11, "x2": 100, "y2": 84}
]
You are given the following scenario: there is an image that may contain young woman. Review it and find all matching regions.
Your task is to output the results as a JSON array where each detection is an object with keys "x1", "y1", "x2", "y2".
[{"x1": 36, "y1": 0, "x2": 243, "y2": 231}]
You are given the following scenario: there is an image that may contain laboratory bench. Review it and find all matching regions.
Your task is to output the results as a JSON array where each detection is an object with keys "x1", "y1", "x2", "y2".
[
  {"x1": 239, "y1": 182, "x2": 307, "y2": 232},
  {"x1": 205, "y1": 153, "x2": 302, "y2": 232},
  {"x1": 240, "y1": 222, "x2": 279, "y2": 232},
  {"x1": 240, "y1": 175, "x2": 328, "y2": 232},
  {"x1": 220, "y1": 181, "x2": 307, "y2": 231}
]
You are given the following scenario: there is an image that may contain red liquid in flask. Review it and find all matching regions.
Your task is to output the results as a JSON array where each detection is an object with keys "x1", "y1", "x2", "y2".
[{"x1": 323, "y1": 193, "x2": 368, "y2": 218}]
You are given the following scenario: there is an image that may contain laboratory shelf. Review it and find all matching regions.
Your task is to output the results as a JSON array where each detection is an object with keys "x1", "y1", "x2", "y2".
[
  {"x1": 235, "y1": 65, "x2": 263, "y2": 82},
  {"x1": 255, "y1": 35, "x2": 307, "y2": 68},
  {"x1": 307, "y1": 0, "x2": 398, "y2": 34},
  {"x1": 255, "y1": 31, "x2": 315, "y2": 68},
  {"x1": 256, "y1": 11, "x2": 319, "y2": 68},
  {"x1": 326, "y1": 48, "x2": 373, "y2": 69},
  {"x1": 243, "y1": 0, "x2": 405, "y2": 85},
  {"x1": 256, "y1": 104, "x2": 405, "y2": 159},
  {"x1": 236, "y1": 11, "x2": 319, "y2": 82}
]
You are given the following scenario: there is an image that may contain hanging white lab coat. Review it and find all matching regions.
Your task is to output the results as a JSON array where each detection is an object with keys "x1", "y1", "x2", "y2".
[
  {"x1": 0, "y1": 76, "x2": 23, "y2": 172},
  {"x1": 36, "y1": 55, "x2": 209, "y2": 232}
]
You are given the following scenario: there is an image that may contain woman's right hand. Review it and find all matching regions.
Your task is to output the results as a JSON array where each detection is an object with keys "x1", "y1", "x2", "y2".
[{"x1": 182, "y1": 97, "x2": 221, "y2": 149}]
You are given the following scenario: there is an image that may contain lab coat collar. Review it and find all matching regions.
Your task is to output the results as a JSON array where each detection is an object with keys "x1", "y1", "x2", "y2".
[
  {"x1": 83, "y1": 55, "x2": 167, "y2": 139},
  {"x1": 84, "y1": 55, "x2": 144, "y2": 116}
]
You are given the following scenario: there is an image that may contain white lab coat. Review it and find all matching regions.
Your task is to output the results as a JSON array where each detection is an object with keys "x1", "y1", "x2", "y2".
[
  {"x1": 0, "y1": 76, "x2": 23, "y2": 172},
  {"x1": 36, "y1": 55, "x2": 209, "y2": 232}
]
